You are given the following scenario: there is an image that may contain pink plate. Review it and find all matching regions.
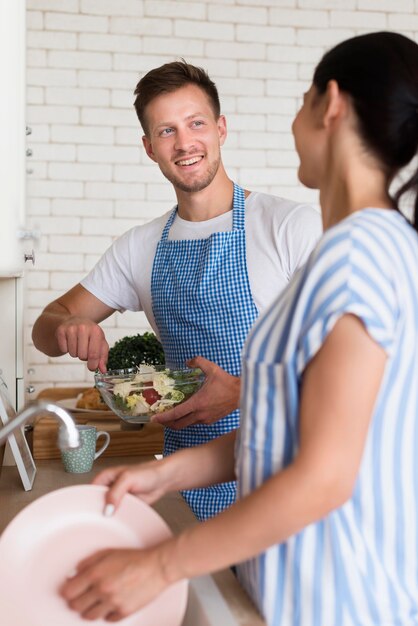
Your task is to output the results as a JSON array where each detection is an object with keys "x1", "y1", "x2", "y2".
[{"x1": 0, "y1": 485, "x2": 188, "y2": 626}]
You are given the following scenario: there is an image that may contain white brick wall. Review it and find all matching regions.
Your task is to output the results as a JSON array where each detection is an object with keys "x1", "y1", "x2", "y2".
[{"x1": 25, "y1": 0, "x2": 418, "y2": 391}]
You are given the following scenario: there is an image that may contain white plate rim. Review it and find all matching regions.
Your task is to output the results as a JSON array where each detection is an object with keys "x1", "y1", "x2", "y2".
[
  {"x1": 56, "y1": 396, "x2": 112, "y2": 415},
  {"x1": 0, "y1": 484, "x2": 188, "y2": 626}
]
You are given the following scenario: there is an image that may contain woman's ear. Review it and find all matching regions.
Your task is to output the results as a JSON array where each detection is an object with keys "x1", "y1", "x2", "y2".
[{"x1": 323, "y1": 79, "x2": 347, "y2": 129}]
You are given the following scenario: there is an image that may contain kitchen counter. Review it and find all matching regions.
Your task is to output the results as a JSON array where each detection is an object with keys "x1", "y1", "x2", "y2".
[
  {"x1": 0, "y1": 456, "x2": 265, "y2": 626},
  {"x1": 32, "y1": 387, "x2": 164, "y2": 459}
]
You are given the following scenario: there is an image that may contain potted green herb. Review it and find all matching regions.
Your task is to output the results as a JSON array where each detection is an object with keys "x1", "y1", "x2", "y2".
[{"x1": 107, "y1": 332, "x2": 165, "y2": 370}]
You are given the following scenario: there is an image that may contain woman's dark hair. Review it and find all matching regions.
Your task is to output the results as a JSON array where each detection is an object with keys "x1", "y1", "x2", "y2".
[
  {"x1": 313, "y1": 31, "x2": 418, "y2": 232},
  {"x1": 133, "y1": 59, "x2": 220, "y2": 136}
]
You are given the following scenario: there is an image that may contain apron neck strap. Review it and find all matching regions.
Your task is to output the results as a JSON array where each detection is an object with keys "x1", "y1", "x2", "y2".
[
  {"x1": 161, "y1": 206, "x2": 177, "y2": 241},
  {"x1": 232, "y1": 182, "x2": 245, "y2": 231},
  {"x1": 160, "y1": 182, "x2": 246, "y2": 241}
]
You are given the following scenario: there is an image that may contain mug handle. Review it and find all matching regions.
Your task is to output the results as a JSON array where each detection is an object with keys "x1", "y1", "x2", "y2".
[{"x1": 94, "y1": 431, "x2": 111, "y2": 460}]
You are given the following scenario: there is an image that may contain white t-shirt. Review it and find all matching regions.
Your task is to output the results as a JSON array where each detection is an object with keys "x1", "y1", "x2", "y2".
[{"x1": 81, "y1": 191, "x2": 322, "y2": 337}]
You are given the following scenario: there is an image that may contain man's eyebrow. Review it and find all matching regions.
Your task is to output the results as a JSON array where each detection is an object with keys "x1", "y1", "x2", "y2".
[{"x1": 155, "y1": 113, "x2": 208, "y2": 129}]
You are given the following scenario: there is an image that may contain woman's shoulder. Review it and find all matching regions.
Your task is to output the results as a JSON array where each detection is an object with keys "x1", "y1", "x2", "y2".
[
  {"x1": 318, "y1": 208, "x2": 415, "y2": 255},
  {"x1": 306, "y1": 208, "x2": 417, "y2": 297}
]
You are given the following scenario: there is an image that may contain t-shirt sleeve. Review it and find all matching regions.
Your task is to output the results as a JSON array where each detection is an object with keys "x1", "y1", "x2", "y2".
[
  {"x1": 296, "y1": 227, "x2": 399, "y2": 376},
  {"x1": 81, "y1": 228, "x2": 142, "y2": 312},
  {"x1": 280, "y1": 203, "x2": 323, "y2": 278}
]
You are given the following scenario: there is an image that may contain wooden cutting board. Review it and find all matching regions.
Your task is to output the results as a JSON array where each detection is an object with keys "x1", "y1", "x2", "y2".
[{"x1": 33, "y1": 387, "x2": 164, "y2": 460}]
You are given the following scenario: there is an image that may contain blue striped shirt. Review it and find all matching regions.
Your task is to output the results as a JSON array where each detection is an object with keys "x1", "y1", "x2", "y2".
[{"x1": 237, "y1": 209, "x2": 418, "y2": 626}]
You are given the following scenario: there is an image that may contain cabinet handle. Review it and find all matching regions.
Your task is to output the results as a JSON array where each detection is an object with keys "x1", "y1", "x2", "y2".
[
  {"x1": 16, "y1": 229, "x2": 41, "y2": 241},
  {"x1": 24, "y1": 251, "x2": 35, "y2": 265}
]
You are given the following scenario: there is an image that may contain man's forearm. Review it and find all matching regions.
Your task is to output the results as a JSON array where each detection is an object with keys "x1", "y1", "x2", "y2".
[
  {"x1": 32, "y1": 302, "x2": 70, "y2": 356},
  {"x1": 32, "y1": 285, "x2": 113, "y2": 371}
]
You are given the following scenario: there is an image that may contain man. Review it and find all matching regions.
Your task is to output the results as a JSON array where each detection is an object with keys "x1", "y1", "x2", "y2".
[{"x1": 32, "y1": 60, "x2": 322, "y2": 520}]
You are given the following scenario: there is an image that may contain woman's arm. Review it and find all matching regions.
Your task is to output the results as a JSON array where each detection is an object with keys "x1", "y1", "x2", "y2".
[
  {"x1": 93, "y1": 429, "x2": 238, "y2": 509},
  {"x1": 62, "y1": 314, "x2": 387, "y2": 621},
  {"x1": 166, "y1": 313, "x2": 388, "y2": 579}
]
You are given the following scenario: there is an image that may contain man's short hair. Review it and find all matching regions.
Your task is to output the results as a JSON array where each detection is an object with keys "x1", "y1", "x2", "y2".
[{"x1": 134, "y1": 59, "x2": 221, "y2": 136}]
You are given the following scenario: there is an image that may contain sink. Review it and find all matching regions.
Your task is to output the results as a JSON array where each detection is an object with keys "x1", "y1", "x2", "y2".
[
  {"x1": 183, "y1": 574, "x2": 239, "y2": 626},
  {"x1": 0, "y1": 457, "x2": 264, "y2": 626}
]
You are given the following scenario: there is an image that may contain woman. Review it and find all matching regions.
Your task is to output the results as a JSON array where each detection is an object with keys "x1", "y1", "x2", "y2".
[{"x1": 61, "y1": 32, "x2": 418, "y2": 625}]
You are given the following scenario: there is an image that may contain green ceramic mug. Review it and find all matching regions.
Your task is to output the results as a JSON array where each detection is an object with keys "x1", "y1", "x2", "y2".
[{"x1": 60, "y1": 425, "x2": 110, "y2": 473}]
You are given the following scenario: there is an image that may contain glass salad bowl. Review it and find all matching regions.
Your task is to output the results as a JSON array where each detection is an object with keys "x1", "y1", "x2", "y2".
[{"x1": 94, "y1": 365, "x2": 205, "y2": 424}]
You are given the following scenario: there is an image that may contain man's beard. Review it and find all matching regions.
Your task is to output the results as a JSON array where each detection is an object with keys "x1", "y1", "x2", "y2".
[{"x1": 160, "y1": 154, "x2": 221, "y2": 193}]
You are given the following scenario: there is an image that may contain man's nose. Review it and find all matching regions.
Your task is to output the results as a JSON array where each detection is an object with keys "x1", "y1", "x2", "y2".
[{"x1": 174, "y1": 127, "x2": 195, "y2": 152}]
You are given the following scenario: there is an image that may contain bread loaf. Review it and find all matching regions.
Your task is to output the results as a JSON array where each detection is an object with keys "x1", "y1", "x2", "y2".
[{"x1": 76, "y1": 387, "x2": 110, "y2": 411}]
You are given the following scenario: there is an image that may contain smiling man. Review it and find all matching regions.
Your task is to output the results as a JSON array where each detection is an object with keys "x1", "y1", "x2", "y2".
[
  {"x1": 142, "y1": 85, "x2": 223, "y2": 196},
  {"x1": 32, "y1": 60, "x2": 322, "y2": 520}
]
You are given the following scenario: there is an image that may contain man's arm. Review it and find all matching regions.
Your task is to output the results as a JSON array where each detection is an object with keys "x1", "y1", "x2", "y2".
[{"x1": 32, "y1": 284, "x2": 116, "y2": 372}]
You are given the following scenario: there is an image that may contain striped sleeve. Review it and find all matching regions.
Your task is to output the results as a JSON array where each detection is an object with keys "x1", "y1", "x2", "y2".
[{"x1": 296, "y1": 221, "x2": 399, "y2": 375}]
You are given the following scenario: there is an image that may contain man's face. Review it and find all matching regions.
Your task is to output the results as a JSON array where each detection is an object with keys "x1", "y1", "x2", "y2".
[{"x1": 142, "y1": 84, "x2": 227, "y2": 193}]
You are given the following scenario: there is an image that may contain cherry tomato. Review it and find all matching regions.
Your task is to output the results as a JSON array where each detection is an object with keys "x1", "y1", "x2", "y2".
[{"x1": 142, "y1": 387, "x2": 161, "y2": 405}]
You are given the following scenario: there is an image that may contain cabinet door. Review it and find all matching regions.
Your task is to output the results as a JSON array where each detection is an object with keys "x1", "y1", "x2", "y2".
[
  {"x1": 0, "y1": 0, "x2": 26, "y2": 276},
  {"x1": 0, "y1": 279, "x2": 20, "y2": 410},
  {"x1": 0, "y1": 277, "x2": 26, "y2": 466}
]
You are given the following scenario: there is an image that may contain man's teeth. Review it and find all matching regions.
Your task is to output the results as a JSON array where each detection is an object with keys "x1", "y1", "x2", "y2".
[{"x1": 177, "y1": 157, "x2": 201, "y2": 166}]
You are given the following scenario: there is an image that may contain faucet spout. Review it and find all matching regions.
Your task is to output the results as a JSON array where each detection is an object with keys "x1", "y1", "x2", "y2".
[{"x1": 0, "y1": 401, "x2": 81, "y2": 450}]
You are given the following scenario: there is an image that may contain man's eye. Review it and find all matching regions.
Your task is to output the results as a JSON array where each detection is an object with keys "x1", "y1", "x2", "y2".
[
  {"x1": 160, "y1": 128, "x2": 174, "y2": 136},
  {"x1": 192, "y1": 120, "x2": 204, "y2": 128}
]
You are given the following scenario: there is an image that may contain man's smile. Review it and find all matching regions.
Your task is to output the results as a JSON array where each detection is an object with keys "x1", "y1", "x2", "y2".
[{"x1": 175, "y1": 155, "x2": 204, "y2": 167}]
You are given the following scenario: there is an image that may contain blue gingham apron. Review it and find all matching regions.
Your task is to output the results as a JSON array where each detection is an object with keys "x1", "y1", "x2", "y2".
[{"x1": 151, "y1": 182, "x2": 258, "y2": 520}]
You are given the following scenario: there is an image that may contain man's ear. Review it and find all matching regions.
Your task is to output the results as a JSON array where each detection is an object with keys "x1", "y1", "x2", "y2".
[
  {"x1": 142, "y1": 135, "x2": 157, "y2": 163},
  {"x1": 217, "y1": 114, "x2": 227, "y2": 147},
  {"x1": 323, "y1": 79, "x2": 347, "y2": 129}
]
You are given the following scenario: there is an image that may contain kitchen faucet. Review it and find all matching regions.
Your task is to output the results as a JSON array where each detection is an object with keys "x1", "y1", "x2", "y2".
[{"x1": 0, "y1": 401, "x2": 81, "y2": 450}]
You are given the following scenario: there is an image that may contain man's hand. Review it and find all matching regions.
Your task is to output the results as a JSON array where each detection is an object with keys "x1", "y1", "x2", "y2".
[
  {"x1": 55, "y1": 317, "x2": 109, "y2": 372},
  {"x1": 151, "y1": 356, "x2": 241, "y2": 429},
  {"x1": 32, "y1": 284, "x2": 115, "y2": 370}
]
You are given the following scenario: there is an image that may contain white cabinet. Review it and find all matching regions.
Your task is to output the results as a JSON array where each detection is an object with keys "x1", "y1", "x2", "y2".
[
  {"x1": 0, "y1": 278, "x2": 24, "y2": 411},
  {"x1": 0, "y1": 0, "x2": 31, "y2": 413},
  {"x1": 0, "y1": 277, "x2": 25, "y2": 467},
  {"x1": 0, "y1": 0, "x2": 37, "y2": 276}
]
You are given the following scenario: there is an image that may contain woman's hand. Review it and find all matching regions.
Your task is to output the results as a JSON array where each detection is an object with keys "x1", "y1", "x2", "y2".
[
  {"x1": 60, "y1": 543, "x2": 175, "y2": 622},
  {"x1": 92, "y1": 459, "x2": 168, "y2": 510},
  {"x1": 151, "y1": 356, "x2": 241, "y2": 429},
  {"x1": 93, "y1": 433, "x2": 237, "y2": 515}
]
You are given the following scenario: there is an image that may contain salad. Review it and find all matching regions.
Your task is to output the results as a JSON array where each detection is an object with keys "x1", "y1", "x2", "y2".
[{"x1": 110, "y1": 364, "x2": 203, "y2": 417}]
